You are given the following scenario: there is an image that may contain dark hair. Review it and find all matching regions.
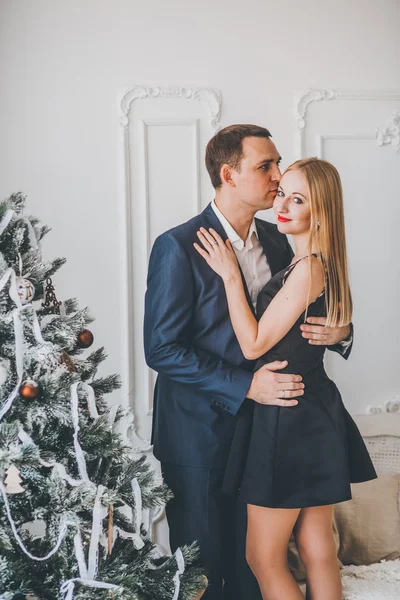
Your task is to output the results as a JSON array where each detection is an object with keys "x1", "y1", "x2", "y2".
[{"x1": 205, "y1": 124, "x2": 272, "y2": 189}]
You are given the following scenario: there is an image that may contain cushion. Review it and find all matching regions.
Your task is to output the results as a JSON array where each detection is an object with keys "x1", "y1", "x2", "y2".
[{"x1": 334, "y1": 474, "x2": 400, "y2": 566}]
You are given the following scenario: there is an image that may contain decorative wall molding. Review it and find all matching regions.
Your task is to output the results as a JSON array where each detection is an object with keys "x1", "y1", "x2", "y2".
[
  {"x1": 316, "y1": 133, "x2": 375, "y2": 159},
  {"x1": 376, "y1": 111, "x2": 400, "y2": 153},
  {"x1": 295, "y1": 89, "x2": 400, "y2": 156},
  {"x1": 296, "y1": 88, "x2": 338, "y2": 132},
  {"x1": 120, "y1": 86, "x2": 222, "y2": 132},
  {"x1": 118, "y1": 85, "x2": 222, "y2": 456},
  {"x1": 122, "y1": 406, "x2": 152, "y2": 453},
  {"x1": 140, "y1": 117, "x2": 201, "y2": 417},
  {"x1": 140, "y1": 117, "x2": 202, "y2": 258},
  {"x1": 296, "y1": 89, "x2": 400, "y2": 131}
]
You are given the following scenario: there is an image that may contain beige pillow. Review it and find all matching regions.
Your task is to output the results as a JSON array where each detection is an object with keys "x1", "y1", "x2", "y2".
[
  {"x1": 334, "y1": 474, "x2": 400, "y2": 566},
  {"x1": 288, "y1": 519, "x2": 341, "y2": 582}
]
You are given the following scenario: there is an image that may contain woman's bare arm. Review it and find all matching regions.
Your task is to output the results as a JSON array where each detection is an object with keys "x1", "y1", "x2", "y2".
[
  {"x1": 194, "y1": 227, "x2": 325, "y2": 360},
  {"x1": 225, "y1": 257, "x2": 325, "y2": 359}
]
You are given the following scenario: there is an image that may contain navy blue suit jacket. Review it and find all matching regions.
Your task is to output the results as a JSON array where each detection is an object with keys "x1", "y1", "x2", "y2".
[{"x1": 144, "y1": 203, "x2": 294, "y2": 468}]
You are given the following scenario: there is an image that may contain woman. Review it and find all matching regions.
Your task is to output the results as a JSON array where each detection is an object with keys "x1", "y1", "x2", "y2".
[{"x1": 194, "y1": 158, "x2": 377, "y2": 600}]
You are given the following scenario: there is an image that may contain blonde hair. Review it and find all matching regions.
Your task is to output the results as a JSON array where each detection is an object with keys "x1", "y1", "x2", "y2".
[{"x1": 285, "y1": 158, "x2": 353, "y2": 328}]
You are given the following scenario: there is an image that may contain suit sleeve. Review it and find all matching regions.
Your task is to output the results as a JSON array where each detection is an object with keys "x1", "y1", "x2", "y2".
[
  {"x1": 143, "y1": 232, "x2": 253, "y2": 416},
  {"x1": 328, "y1": 323, "x2": 354, "y2": 360}
]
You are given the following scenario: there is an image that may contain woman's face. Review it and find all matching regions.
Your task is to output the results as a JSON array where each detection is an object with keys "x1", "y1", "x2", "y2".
[{"x1": 273, "y1": 169, "x2": 312, "y2": 235}]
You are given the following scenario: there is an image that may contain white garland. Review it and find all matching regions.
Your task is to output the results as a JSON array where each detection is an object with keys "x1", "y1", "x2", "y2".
[
  {"x1": 0, "y1": 211, "x2": 185, "y2": 600},
  {"x1": 60, "y1": 578, "x2": 118, "y2": 600},
  {"x1": 0, "y1": 267, "x2": 55, "y2": 422},
  {"x1": 18, "y1": 427, "x2": 84, "y2": 487},
  {"x1": 0, "y1": 478, "x2": 75, "y2": 561},
  {"x1": 147, "y1": 547, "x2": 186, "y2": 600},
  {"x1": 131, "y1": 478, "x2": 145, "y2": 549},
  {"x1": 172, "y1": 548, "x2": 185, "y2": 600}
]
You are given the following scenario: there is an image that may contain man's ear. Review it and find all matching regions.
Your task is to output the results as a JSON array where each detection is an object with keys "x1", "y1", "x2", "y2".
[{"x1": 220, "y1": 164, "x2": 236, "y2": 187}]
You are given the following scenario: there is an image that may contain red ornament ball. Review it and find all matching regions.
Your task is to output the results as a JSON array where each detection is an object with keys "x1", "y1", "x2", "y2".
[
  {"x1": 77, "y1": 329, "x2": 94, "y2": 349},
  {"x1": 19, "y1": 379, "x2": 40, "y2": 400}
]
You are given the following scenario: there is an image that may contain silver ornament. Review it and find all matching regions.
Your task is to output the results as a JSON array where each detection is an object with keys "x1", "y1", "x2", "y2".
[{"x1": 15, "y1": 277, "x2": 35, "y2": 305}]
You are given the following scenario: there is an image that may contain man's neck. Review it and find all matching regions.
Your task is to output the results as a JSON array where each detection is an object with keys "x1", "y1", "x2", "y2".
[{"x1": 214, "y1": 197, "x2": 256, "y2": 242}]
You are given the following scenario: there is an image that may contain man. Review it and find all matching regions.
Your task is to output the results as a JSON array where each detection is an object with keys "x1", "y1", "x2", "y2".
[{"x1": 144, "y1": 125, "x2": 351, "y2": 600}]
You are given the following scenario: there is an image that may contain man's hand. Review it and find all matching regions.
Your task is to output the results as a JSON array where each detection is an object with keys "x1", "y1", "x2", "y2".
[
  {"x1": 300, "y1": 317, "x2": 351, "y2": 346},
  {"x1": 246, "y1": 361, "x2": 304, "y2": 407}
]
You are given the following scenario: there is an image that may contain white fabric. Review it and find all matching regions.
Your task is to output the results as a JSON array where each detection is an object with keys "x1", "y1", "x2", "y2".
[
  {"x1": 74, "y1": 530, "x2": 88, "y2": 579},
  {"x1": 340, "y1": 560, "x2": 400, "y2": 600},
  {"x1": 60, "y1": 578, "x2": 118, "y2": 600},
  {"x1": 87, "y1": 485, "x2": 107, "y2": 580},
  {"x1": 131, "y1": 477, "x2": 145, "y2": 549},
  {"x1": 211, "y1": 200, "x2": 272, "y2": 311},
  {"x1": 172, "y1": 547, "x2": 185, "y2": 600},
  {"x1": 70, "y1": 382, "x2": 91, "y2": 482}
]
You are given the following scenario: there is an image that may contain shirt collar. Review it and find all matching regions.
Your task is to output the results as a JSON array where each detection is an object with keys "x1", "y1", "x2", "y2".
[{"x1": 211, "y1": 200, "x2": 259, "y2": 251}]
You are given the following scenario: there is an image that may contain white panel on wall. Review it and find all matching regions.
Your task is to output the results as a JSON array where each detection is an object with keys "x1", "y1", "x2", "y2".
[
  {"x1": 296, "y1": 90, "x2": 400, "y2": 413},
  {"x1": 144, "y1": 118, "x2": 201, "y2": 251},
  {"x1": 119, "y1": 87, "x2": 221, "y2": 453}
]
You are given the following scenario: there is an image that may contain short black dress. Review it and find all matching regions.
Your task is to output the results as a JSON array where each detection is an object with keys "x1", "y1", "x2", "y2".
[{"x1": 223, "y1": 257, "x2": 377, "y2": 508}]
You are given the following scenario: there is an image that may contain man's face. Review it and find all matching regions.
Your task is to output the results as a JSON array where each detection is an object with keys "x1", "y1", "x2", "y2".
[{"x1": 229, "y1": 137, "x2": 282, "y2": 211}]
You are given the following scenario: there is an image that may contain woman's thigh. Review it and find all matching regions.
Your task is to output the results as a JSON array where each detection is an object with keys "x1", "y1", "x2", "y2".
[{"x1": 246, "y1": 504, "x2": 301, "y2": 566}]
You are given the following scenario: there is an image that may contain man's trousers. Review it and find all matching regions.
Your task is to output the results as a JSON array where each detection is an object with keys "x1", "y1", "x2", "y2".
[{"x1": 161, "y1": 463, "x2": 263, "y2": 600}]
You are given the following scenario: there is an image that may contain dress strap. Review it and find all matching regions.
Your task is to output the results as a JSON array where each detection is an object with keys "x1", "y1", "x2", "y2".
[
  {"x1": 282, "y1": 253, "x2": 320, "y2": 285},
  {"x1": 291, "y1": 253, "x2": 319, "y2": 267}
]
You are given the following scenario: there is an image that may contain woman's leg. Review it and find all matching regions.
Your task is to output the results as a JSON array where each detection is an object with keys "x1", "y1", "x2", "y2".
[
  {"x1": 246, "y1": 504, "x2": 304, "y2": 600},
  {"x1": 293, "y1": 505, "x2": 341, "y2": 600}
]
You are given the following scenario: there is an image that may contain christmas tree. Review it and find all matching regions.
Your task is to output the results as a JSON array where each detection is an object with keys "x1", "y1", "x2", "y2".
[{"x1": 0, "y1": 193, "x2": 206, "y2": 600}]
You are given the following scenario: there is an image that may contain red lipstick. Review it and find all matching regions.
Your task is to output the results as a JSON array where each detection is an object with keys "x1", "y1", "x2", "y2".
[{"x1": 277, "y1": 215, "x2": 291, "y2": 223}]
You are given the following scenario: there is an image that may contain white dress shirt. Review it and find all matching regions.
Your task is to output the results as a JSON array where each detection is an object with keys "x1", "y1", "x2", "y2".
[{"x1": 211, "y1": 200, "x2": 271, "y2": 311}]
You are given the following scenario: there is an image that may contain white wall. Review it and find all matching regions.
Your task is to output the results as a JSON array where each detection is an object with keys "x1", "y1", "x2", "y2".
[{"x1": 1, "y1": 0, "x2": 399, "y2": 549}]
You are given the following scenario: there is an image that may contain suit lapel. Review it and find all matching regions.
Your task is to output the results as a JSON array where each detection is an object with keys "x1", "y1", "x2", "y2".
[
  {"x1": 201, "y1": 204, "x2": 256, "y2": 316},
  {"x1": 255, "y1": 219, "x2": 283, "y2": 276},
  {"x1": 201, "y1": 203, "x2": 230, "y2": 243}
]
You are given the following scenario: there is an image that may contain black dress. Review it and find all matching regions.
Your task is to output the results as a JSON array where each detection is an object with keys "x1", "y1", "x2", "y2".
[{"x1": 223, "y1": 257, "x2": 377, "y2": 508}]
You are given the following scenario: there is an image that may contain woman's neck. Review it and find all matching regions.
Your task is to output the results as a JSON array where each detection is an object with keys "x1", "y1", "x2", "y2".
[{"x1": 292, "y1": 233, "x2": 318, "y2": 261}]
